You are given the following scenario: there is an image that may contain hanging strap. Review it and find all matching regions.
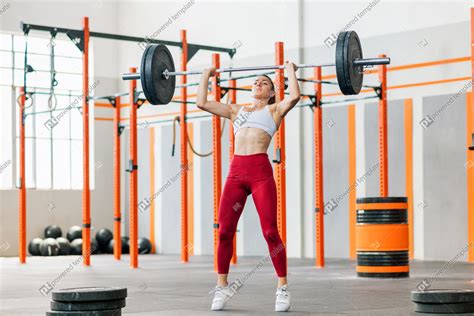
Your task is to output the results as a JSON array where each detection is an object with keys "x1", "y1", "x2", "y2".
[
  {"x1": 17, "y1": 32, "x2": 34, "y2": 109},
  {"x1": 170, "y1": 88, "x2": 231, "y2": 158},
  {"x1": 48, "y1": 33, "x2": 58, "y2": 110}
]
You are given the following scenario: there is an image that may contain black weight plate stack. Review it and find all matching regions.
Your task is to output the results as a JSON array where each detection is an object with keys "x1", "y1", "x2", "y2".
[
  {"x1": 356, "y1": 197, "x2": 408, "y2": 224},
  {"x1": 356, "y1": 196, "x2": 409, "y2": 278},
  {"x1": 336, "y1": 31, "x2": 363, "y2": 95},
  {"x1": 47, "y1": 287, "x2": 127, "y2": 315},
  {"x1": 411, "y1": 289, "x2": 474, "y2": 314},
  {"x1": 141, "y1": 44, "x2": 175, "y2": 105},
  {"x1": 357, "y1": 251, "x2": 409, "y2": 267}
]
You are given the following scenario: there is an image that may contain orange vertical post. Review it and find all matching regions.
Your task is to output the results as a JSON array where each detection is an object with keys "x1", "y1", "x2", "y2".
[
  {"x1": 18, "y1": 87, "x2": 26, "y2": 264},
  {"x1": 313, "y1": 66, "x2": 325, "y2": 267},
  {"x1": 180, "y1": 30, "x2": 189, "y2": 263},
  {"x1": 212, "y1": 54, "x2": 222, "y2": 272},
  {"x1": 378, "y1": 54, "x2": 388, "y2": 197},
  {"x1": 113, "y1": 96, "x2": 122, "y2": 260},
  {"x1": 82, "y1": 17, "x2": 91, "y2": 266},
  {"x1": 129, "y1": 67, "x2": 138, "y2": 269},
  {"x1": 149, "y1": 127, "x2": 156, "y2": 254},
  {"x1": 274, "y1": 42, "x2": 287, "y2": 248},
  {"x1": 229, "y1": 79, "x2": 238, "y2": 265},
  {"x1": 348, "y1": 104, "x2": 356, "y2": 259},
  {"x1": 404, "y1": 99, "x2": 414, "y2": 259}
]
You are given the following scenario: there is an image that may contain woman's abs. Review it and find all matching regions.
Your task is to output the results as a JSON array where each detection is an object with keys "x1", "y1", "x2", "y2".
[{"x1": 233, "y1": 127, "x2": 272, "y2": 155}]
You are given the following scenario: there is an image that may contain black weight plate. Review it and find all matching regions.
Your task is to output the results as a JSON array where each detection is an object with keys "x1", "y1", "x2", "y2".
[
  {"x1": 357, "y1": 196, "x2": 408, "y2": 204},
  {"x1": 357, "y1": 259, "x2": 409, "y2": 266},
  {"x1": 356, "y1": 211, "x2": 408, "y2": 224},
  {"x1": 358, "y1": 272, "x2": 409, "y2": 278},
  {"x1": 141, "y1": 44, "x2": 175, "y2": 105},
  {"x1": 153, "y1": 45, "x2": 176, "y2": 104},
  {"x1": 357, "y1": 209, "x2": 407, "y2": 215},
  {"x1": 52, "y1": 287, "x2": 127, "y2": 302},
  {"x1": 335, "y1": 32, "x2": 349, "y2": 95},
  {"x1": 357, "y1": 217, "x2": 407, "y2": 224},
  {"x1": 46, "y1": 309, "x2": 121, "y2": 316},
  {"x1": 51, "y1": 299, "x2": 126, "y2": 311},
  {"x1": 356, "y1": 214, "x2": 407, "y2": 220},
  {"x1": 357, "y1": 251, "x2": 408, "y2": 256},
  {"x1": 140, "y1": 44, "x2": 155, "y2": 105},
  {"x1": 336, "y1": 31, "x2": 363, "y2": 95},
  {"x1": 414, "y1": 301, "x2": 474, "y2": 313},
  {"x1": 411, "y1": 289, "x2": 474, "y2": 304},
  {"x1": 345, "y1": 31, "x2": 363, "y2": 95}
]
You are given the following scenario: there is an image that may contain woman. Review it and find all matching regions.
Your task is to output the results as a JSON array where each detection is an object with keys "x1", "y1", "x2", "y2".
[{"x1": 196, "y1": 61, "x2": 300, "y2": 312}]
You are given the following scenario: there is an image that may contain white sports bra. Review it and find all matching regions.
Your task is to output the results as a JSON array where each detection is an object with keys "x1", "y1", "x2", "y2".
[{"x1": 232, "y1": 105, "x2": 277, "y2": 137}]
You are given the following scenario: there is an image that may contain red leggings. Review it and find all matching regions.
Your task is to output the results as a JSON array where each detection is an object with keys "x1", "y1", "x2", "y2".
[{"x1": 217, "y1": 153, "x2": 287, "y2": 277}]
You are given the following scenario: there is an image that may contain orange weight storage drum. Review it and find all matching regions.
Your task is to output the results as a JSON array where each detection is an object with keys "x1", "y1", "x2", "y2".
[{"x1": 356, "y1": 196, "x2": 409, "y2": 278}]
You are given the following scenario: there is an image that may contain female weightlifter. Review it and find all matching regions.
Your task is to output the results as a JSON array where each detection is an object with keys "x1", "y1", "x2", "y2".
[{"x1": 196, "y1": 61, "x2": 300, "y2": 312}]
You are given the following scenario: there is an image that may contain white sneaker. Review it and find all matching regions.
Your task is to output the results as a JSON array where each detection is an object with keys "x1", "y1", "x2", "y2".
[
  {"x1": 275, "y1": 284, "x2": 291, "y2": 312},
  {"x1": 209, "y1": 284, "x2": 234, "y2": 311}
]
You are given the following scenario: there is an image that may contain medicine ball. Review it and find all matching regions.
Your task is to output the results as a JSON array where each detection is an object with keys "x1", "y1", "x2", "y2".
[
  {"x1": 70, "y1": 239, "x2": 82, "y2": 255},
  {"x1": 56, "y1": 237, "x2": 71, "y2": 255},
  {"x1": 122, "y1": 236, "x2": 130, "y2": 254},
  {"x1": 91, "y1": 238, "x2": 99, "y2": 255},
  {"x1": 66, "y1": 226, "x2": 82, "y2": 242},
  {"x1": 138, "y1": 238, "x2": 152, "y2": 254},
  {"x1": 28, "y1": 238, "x2": 43, "y2": 256},
  {"x1": 95, "y1": 228, "x2": 113, "y2": 252},
  {"x1": 70, "y1": 238, "x2": 99, "y2": 255},
  {"x1": 107, "y1": 236, "x2": 130, "y2": 254},
  {"x1": 40, "y1": 238, "x2": 60, "y2": 256},
  {"x1": 44, "y1": 225, "x2": 62, "y2": 239}
]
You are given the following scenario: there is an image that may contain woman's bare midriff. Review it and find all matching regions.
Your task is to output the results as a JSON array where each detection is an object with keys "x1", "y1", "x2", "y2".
[{"x1": 233, "y1": 127, "x2": 273, "y2": 155}]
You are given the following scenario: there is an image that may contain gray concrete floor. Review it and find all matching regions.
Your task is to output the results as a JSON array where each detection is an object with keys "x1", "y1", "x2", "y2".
[{"x1": 1, "y1": 254, "x2": 474, "y2": 315}]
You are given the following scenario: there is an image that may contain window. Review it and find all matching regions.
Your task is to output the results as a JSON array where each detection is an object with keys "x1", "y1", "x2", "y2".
[{"x1": 0, "y1": 32, "x2": 94, "y2": 190}]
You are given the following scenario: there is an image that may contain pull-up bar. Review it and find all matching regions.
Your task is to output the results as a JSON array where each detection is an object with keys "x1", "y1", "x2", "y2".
[{"x1": 20, "y1": 22, "x2": 236, "y2": 59}]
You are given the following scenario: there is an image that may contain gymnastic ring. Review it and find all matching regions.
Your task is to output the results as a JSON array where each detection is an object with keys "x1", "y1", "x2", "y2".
[
  {"x1": 16, "y1": 92, "x2": 33, "y2": 109},
  {"x1": 48, "y1": 94, "x2": 57, "y2": 110}
]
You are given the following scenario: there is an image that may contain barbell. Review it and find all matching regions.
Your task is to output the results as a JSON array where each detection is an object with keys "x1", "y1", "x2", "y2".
[{"x1": 122, "y1": 31, "x2": 390, "y2": 105}]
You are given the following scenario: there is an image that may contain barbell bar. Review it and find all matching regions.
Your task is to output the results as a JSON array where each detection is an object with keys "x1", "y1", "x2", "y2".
[
  {"x1": 122, "y1": 31, "x2": 390, "y2": 105},
  {"x1": 122, "y1": 58, "x2": 387, "y2": 80}
]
